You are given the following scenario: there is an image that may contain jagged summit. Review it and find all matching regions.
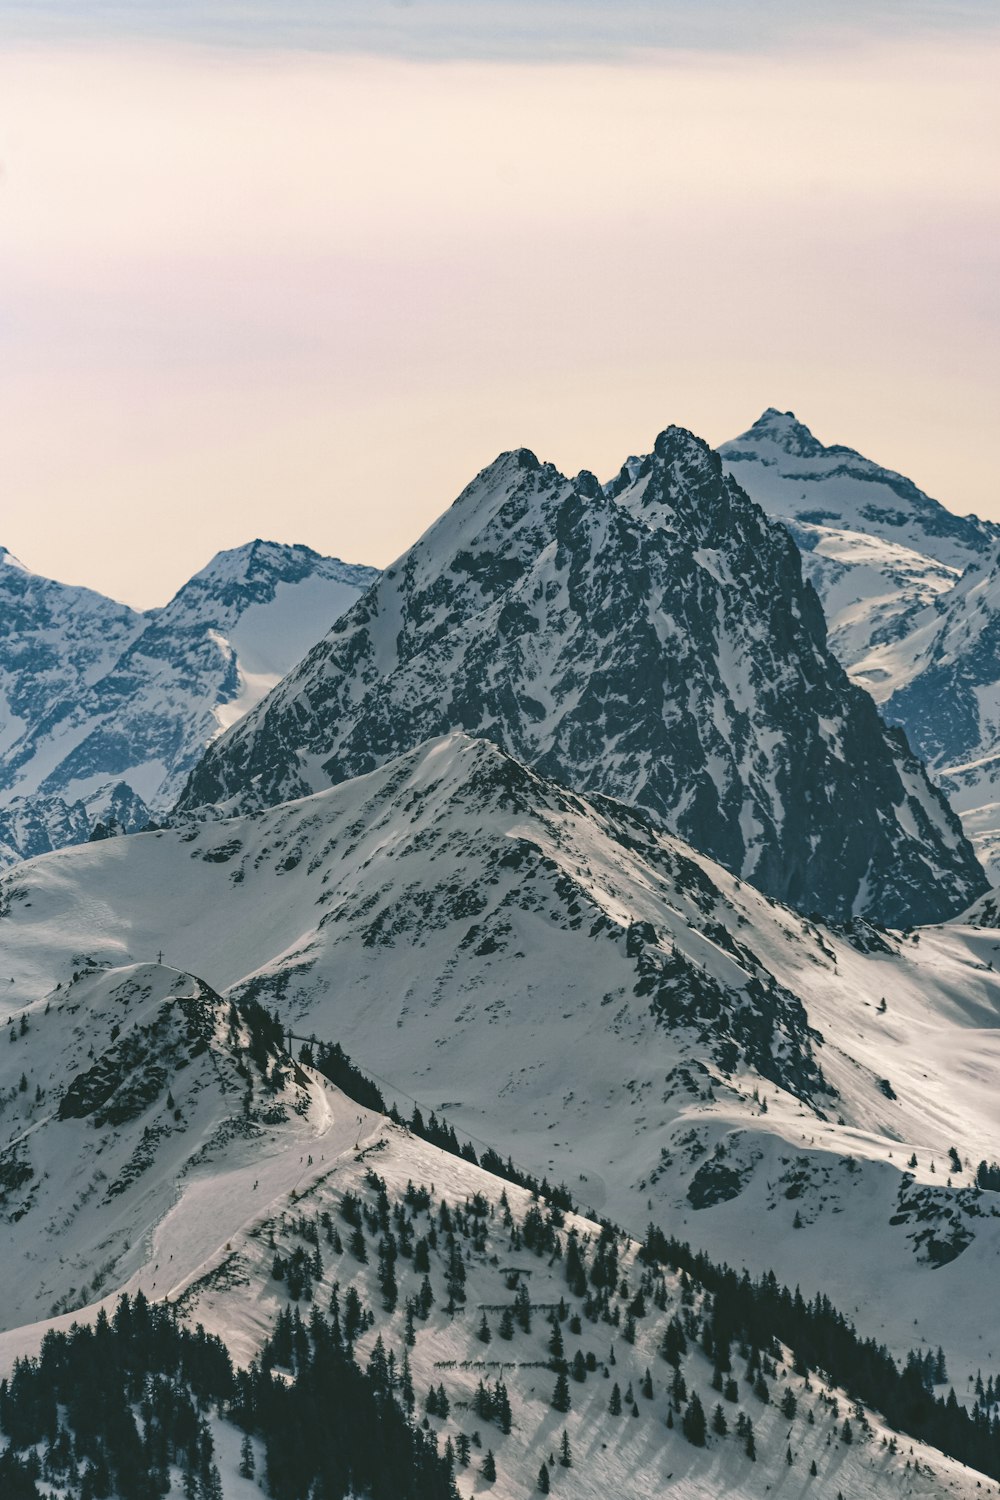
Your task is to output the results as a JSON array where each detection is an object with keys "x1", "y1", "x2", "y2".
[
  {"x1": 734, "y1": 407, "x2": 830, "y2": 458},
  {"x1": 727, "y1": 406, "x2": 878, "y2": 463},
  {"x1": 176, "y1": 424, "x2": 986, "y2": 925},
  {"x1": 720, "y1": 409, "x2": 998, "y2": 571}
]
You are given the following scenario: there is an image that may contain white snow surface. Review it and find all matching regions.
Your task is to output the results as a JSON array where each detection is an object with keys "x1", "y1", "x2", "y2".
[
  {"x1": 4, "y1": 1106, "x2": 992, "y2": 1500},
  {"x1": 4, "y1": 734, "x2": 1000, "y2": 1397}
]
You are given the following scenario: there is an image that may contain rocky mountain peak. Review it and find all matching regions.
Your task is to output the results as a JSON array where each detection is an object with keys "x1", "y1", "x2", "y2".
[
  {"x1": 738, "y1": 407, "x2": 828, "y2": 458},
  {"x1": 175, "y1": 425, "x2": 986, "y2": 925}
]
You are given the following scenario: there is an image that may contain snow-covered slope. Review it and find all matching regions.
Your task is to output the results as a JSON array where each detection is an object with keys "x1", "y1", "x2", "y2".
[
  {"x1": 2, "y1": 1094, "x2": 989, "y2": 1500},
  {"x1": 718, "y1": 408, "x2": 997, "y2": 675},
  {"x1": 0, "y1": 541, "x2": 377, "y2": 865},
  {"x1": 153, "y1": 1118, "x2": 999, "y2": 1500},
  {"x1": 176, "y1": 429, "x2": 984, "y2": 925},
  {"x1": 0, "y1": 959, "x2": 332, "y2": 1334},
  {"x1": 6, "y1": 734, "x2": 1000, "y2": 1385}
]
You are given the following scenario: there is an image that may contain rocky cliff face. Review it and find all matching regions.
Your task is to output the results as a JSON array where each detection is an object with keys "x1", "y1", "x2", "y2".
[{"x1": 176, "y1": 428, "x2": 985, "y2": 924}]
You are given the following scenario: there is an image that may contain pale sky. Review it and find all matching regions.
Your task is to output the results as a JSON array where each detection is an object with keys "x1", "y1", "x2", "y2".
[{"x1": 1, "y1": 4, "x2": 998, "y2": 608}]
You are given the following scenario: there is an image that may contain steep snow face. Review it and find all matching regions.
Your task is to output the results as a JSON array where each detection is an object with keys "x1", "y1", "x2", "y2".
[
  {"x1": 720, "y1": 409, "x2": 997, "y2": 574},
  {"x1": 176, "y1": 432, "x2": 984, "y2": 925},
  {"x1": 0, "y1": 541, "x2": 377, "y2": 865},
  {"x1": 784, "y1": 520, "x2": 959, "y2": 685},
  {"x1": 718, "y1": 409, "x2": 996, "y2": 674},
  {"x1": 0, "y1": 960, "x2": 324, "y2": 1332},
  {"x1": 7, "y1": 735, "x2": 1000, "y2": 1375}
]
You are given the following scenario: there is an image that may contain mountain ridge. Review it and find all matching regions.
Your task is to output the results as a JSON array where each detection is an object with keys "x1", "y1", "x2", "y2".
[{"x1": 176, "y1": 425, "x2": 985, "y2": 926}]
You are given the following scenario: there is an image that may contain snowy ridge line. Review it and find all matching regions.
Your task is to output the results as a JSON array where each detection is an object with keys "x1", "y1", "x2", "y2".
[
  {"x1": 287, "y1": 1028, "x2": 581, "y2": 1208},
  {"x1": 177, "y1": 1104, "x2": 1000, "y2": 1498}
]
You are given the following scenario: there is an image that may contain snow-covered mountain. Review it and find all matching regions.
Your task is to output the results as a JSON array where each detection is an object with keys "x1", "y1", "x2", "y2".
[
  {"x1": 0, "y1": 960, "x2": 324, "y2": 1334},
  {"x1": 0, "y1": 548, "x2": 146, "y2": 770},
  {"x1": 1, "y1": 1076, "x2": 988, "y2": 1500},
  {"x1": 718, "y1": 408, "x2": 1000, "y2": 674},
  {"x1": 0, "y1": 541, "x2": 377, "y2": 866},
  {"x1": 875, "y1": 557, "x2": 1000, "y2": 876},
  {"x1": 176, "y1": 428, "x2": 984, "y2": 926},
  {"x1": 6, "y1": 733, "x2": 1000, "y2": 1388},
  {"x1": 719, "y1": 411, "x2": 1000, "y2": 877},
  {"x1": 719, "y1": 407, "x2": 997, "y2": 575}
]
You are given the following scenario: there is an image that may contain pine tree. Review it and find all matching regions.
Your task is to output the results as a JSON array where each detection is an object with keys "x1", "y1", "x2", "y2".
[
  {"x1": 745, "y1": 1419, "x2": 756, "y2": 1460},
  {"x1": 538, "y1": 1461, "x2": 550, "y2": 1493},
  {"x1": 641, "y1": 1367, "x2": 654, "y2": 1399},
  {"x1": 551, "y1": 1371, "x2": 571, "y2": 1413},
  {"x1": 238, "y1": 1434, "x2": 255, "y2": 1478},
  {"x1": 609, "y1": 1382, "x2": 622, "y2": 1415},
  {"x1": 481, "y1": 1449, "x2": 497, "y2": 1481},
  {"x1": 498, "y1": 1307, "x2": 515, "y2": 1340},
  {"x1": 780, "y1": 1387, "x2": 797, "y2": 1418},
  {"x1": 682, "y1": 1392, "x2": 707, "y2": 1447},
  {"x1": 712, "y1": 1403, "x2": 727, "y2": 1435},
  {"x1": 559, "y1": 1430, "x2": 572, "y2": 1468},
  {"x1": 400, "y1": 1350, "x2": 415, "y2": 1414},
  {"x1": 477, "y1": 1313, "x2": 492, "y2": 1344},
  {"x1": 841, "y1": 1419, "x2": 853, "y2": 1445},
  {"x1": 495, "y1": 1380, "x2": 512, "y2": 1434}
]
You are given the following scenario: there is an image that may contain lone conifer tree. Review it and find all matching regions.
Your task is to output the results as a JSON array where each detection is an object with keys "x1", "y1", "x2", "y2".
[{"x1": 682, "y1": 1392, "x2": 707, "y2": 1447}]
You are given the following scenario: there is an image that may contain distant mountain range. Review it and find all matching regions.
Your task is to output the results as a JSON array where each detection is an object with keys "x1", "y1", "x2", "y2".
[
  {"x1": 5, "y1": 416, "x2": 1000, "y2": 1500},
  {"x1": 0, "y1": 541, "x2": 377, "y2": 864}
]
